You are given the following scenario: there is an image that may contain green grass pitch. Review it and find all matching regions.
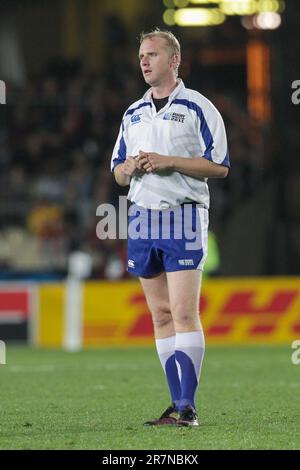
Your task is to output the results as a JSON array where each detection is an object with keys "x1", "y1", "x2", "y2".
[{"x1": 0, "y1": 345, "x2": 299, "y2": 450}]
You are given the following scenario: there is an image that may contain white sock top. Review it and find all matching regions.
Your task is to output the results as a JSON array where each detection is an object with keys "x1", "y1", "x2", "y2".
[
  {"x1": 175, "y1": 330, "x2": 204, "y2": 348},
  {"x1": 155, "y1": 335, "x2": 176, "y2": 354}
]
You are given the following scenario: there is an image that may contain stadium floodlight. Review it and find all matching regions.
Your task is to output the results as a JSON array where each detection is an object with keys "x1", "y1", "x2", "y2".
[
  {"x1": 174, "y1": 0, "x2": 189, "y2": 7},
  {"x1": 173, "y1": 7, "x2": 226, "y2": 25},
  {"x1": 189, "y1": 0, "x2": 221, "y2": 3},
  {"x1": 162, "y1": 0, "x2": 286, "y2": 28},
  {"x1": 254, "y1": 11, "x2": 282, "y2": 29},
  {"x1": 257, "y1": 0, "x2": 282, "y2": 13},
  {"x1": 163, "y1": 9, "x2": 176, "y2": 25},
  {"x1": 241, "y1": 15, "x2": 255, "y2": 29},
  {"x1": 163, "y1": 0, "x2": 175, "y2": 7},
  {"x1": 220, "y1": 1, "x2": 257, "y2": 16}
]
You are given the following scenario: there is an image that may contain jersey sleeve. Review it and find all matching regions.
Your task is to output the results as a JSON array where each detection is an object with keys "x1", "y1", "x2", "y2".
[
  {"x1": 197, "y1": 100, "x2": 230, "y2": 168},
  {"x1": 110, "y1": 118, "x2": 127, "y2": 172}
]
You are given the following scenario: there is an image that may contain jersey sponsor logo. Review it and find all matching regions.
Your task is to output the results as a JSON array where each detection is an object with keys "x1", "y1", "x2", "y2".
[
  {"x1": 163, "y1": 112, "x2": 185, "y2": 123},
  {"x1": 128, "y1": 259, "x2": 135, "y2": 268},
  {"x1": 131, "y1": 114, "x2": 142, "y2": 124},
  {"x1": 178, "y1": 259, "x2": 194, "y2": 266}
]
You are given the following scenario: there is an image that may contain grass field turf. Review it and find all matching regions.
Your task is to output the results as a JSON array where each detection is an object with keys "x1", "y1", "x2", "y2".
[{"x1": 0, "y1": 345, "x2": 299, "y2": 450}]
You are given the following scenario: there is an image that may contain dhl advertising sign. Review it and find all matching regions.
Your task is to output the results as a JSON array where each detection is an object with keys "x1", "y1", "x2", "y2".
[
  {"x1": 36, "y1": 278, "x2": 300, "y2": 347},
  {"x1": 0, "y1": 284, "x2": 37, "y2": 341}
]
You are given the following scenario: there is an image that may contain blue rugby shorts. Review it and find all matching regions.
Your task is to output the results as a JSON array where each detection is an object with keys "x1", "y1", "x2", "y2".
[{"x1": 127, "y1": 202, "x2": 209, "y2": 277}]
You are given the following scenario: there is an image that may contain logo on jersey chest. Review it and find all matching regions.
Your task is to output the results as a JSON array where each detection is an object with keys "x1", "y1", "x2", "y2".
[
  {"x1": 163, "y1": 112, "x2": 185, "y2": 123},
  {"x1": 131, "y1": 114, "x2": 142, "y2": 124}
]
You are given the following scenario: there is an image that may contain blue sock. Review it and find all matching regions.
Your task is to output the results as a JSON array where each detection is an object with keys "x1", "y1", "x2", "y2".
[
  {"x1": 155, "y1": 336, "x2": 181, "y2": 410},
  {"x1": 175, "y1": 330, "x2": 205, "y2": 411}
]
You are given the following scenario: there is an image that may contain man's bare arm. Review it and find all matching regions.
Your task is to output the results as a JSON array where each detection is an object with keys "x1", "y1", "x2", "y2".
[
  {"x1": 138, "y1": 151, "x2": 229, "y2": 179},
  {"x1": 113, "y1": 156, "x2": 142, "y2": 186},
  {"x1": 170, "y1": 155, "x2": 229, "y2": 179}
]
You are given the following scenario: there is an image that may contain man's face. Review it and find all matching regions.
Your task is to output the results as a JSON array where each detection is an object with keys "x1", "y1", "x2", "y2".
[{"x1": 139, "y1": 37, "x2": 176, "y2": 87}]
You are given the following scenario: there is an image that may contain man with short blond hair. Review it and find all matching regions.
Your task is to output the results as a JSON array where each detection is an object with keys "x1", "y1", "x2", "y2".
[
  {"x1": 111, "y1": 29, "x2": 230, "y2": 426},
  {"x1": 140, "y1": 29, "x2": 181, "y2": 58}
]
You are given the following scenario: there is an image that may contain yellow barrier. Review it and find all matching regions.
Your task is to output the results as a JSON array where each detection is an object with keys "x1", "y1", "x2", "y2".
[
  {"x1": 39, "y1": 284, "x2": 64, "y2": 346},
  {"x1": 37, "y1": 278, "x2": 300, "y2": 347}
]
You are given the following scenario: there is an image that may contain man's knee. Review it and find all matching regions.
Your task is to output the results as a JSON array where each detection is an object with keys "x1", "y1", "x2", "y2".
[
  {"x1": 151, "y1": 306, "x2": 173, "y2": 329},
  {"x1": 171, "y1": 303, "x2": 199, "y2": 328}
]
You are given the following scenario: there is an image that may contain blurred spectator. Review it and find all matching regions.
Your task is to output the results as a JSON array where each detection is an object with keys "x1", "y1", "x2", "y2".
[{"x1": 27, "y1": 198, "x2": 68, "y2": 269}]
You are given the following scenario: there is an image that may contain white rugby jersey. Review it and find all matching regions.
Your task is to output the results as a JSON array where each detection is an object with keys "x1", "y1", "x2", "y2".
[{"x1": 111, "y1": 79, "x2": 229, "y2": 209}]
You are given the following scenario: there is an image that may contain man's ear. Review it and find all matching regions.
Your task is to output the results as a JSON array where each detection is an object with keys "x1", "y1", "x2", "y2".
[{"x1": 172, "y1": 53, "x2": 180, "y2": 68}]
